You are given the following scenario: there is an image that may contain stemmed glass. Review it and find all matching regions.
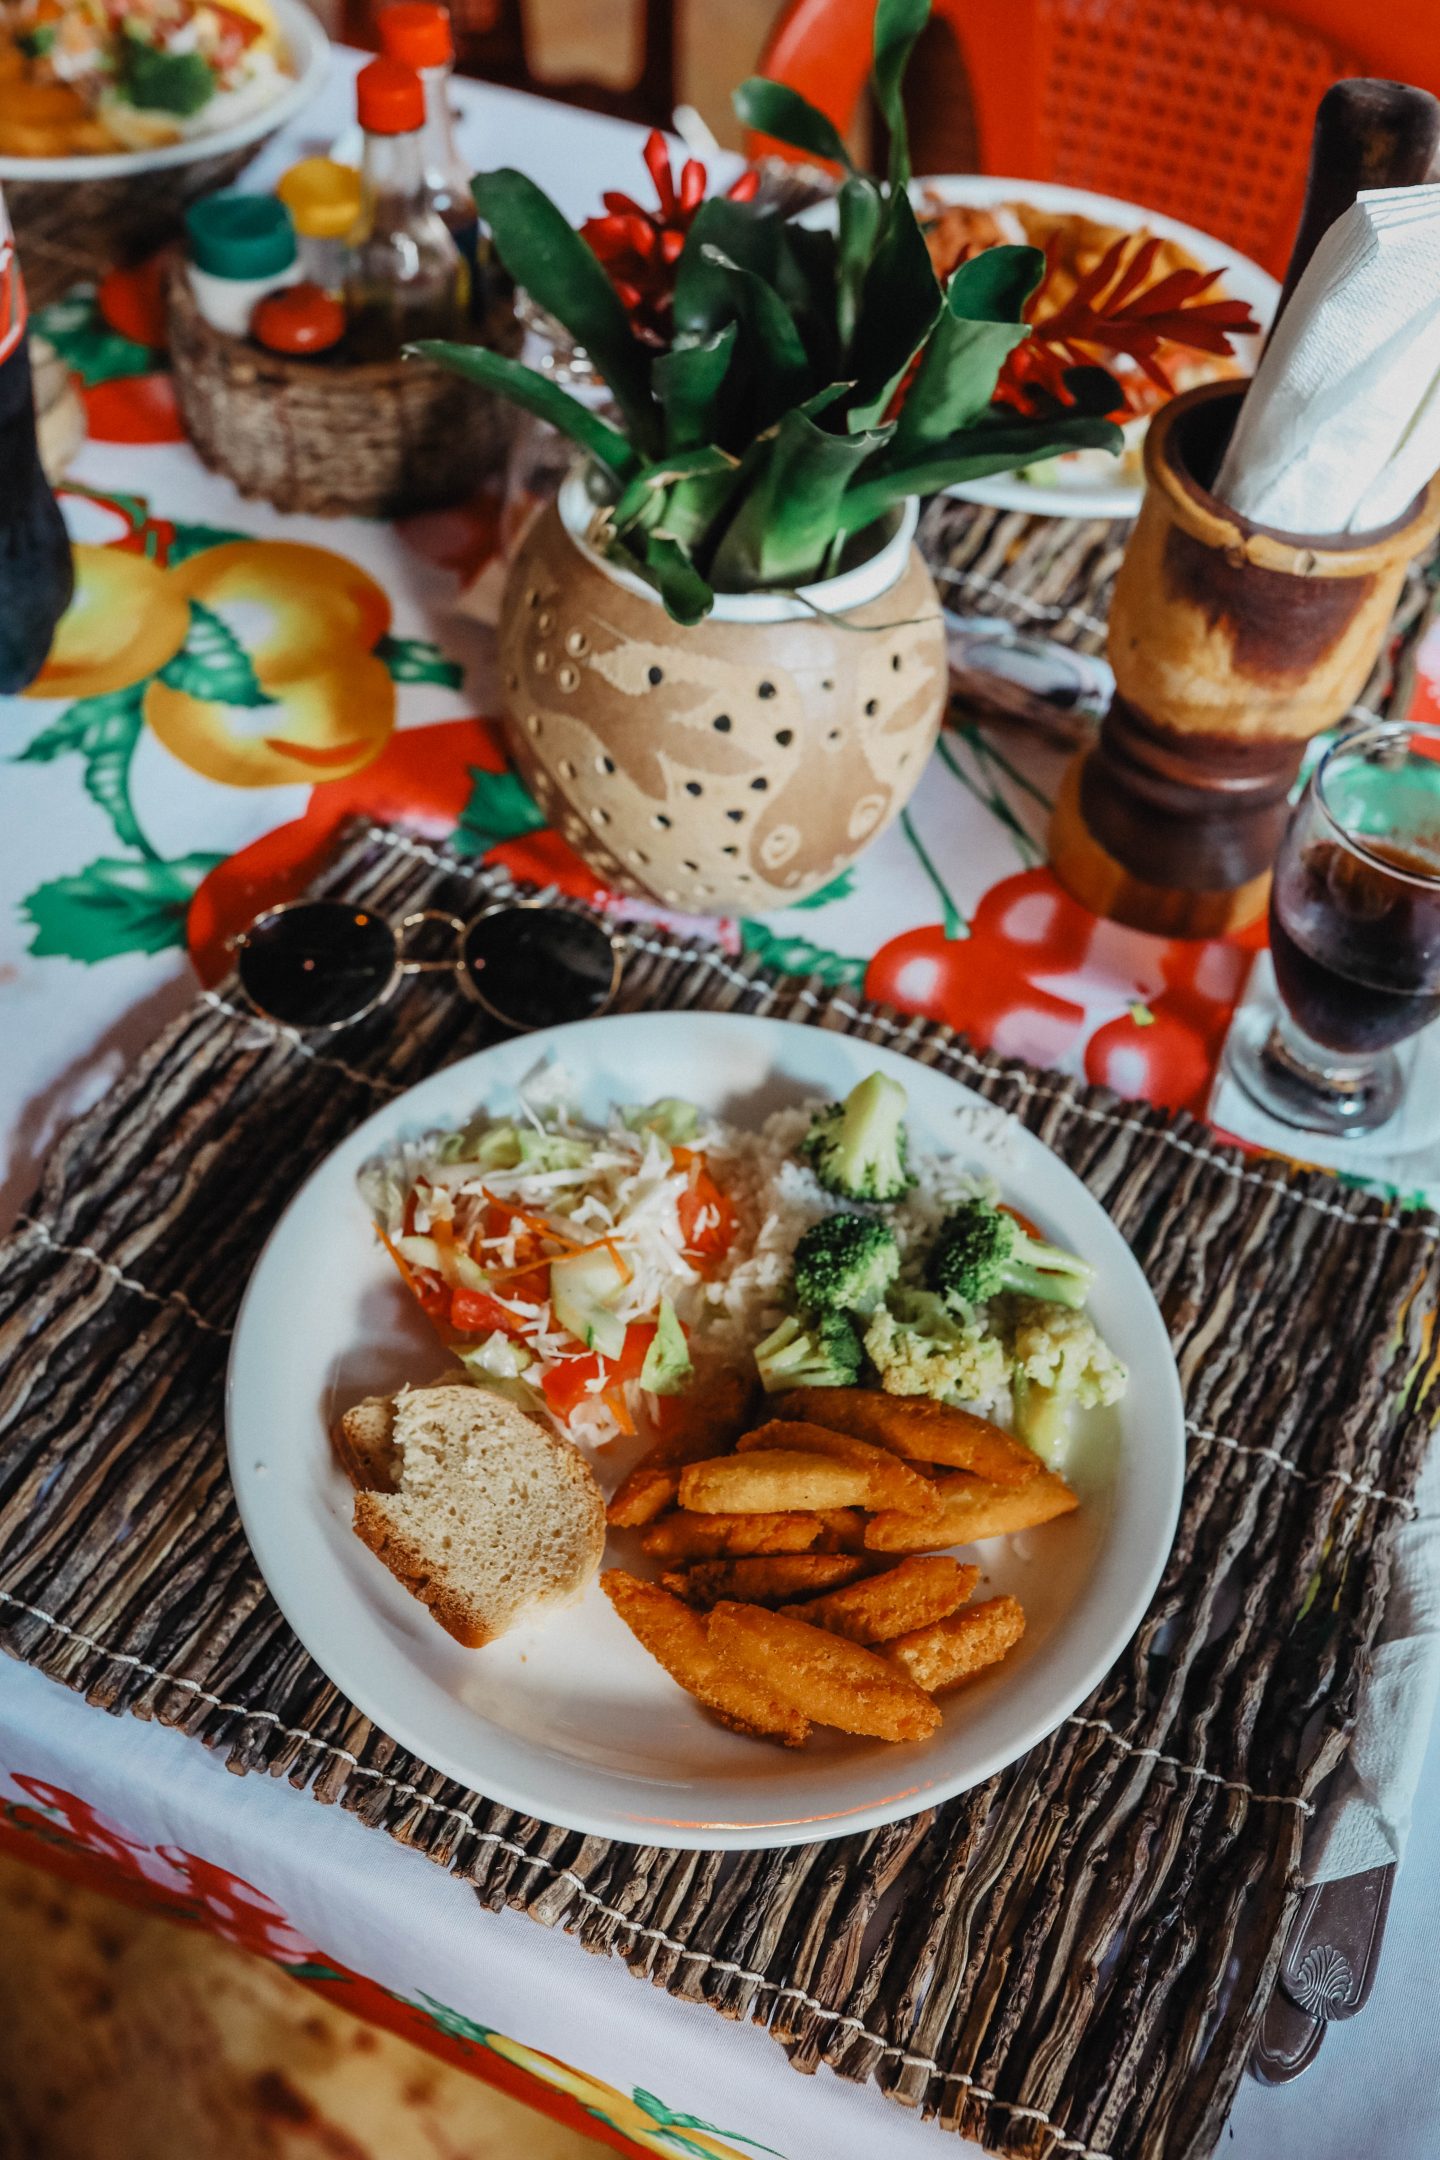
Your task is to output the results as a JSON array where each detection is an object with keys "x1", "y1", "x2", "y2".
[{"x1": 1225, "y1": 719, "x2": 1440, "y2": 1136}]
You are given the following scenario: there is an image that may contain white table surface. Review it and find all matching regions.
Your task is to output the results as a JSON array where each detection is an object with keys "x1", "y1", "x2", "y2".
[{"x1": 2, "y1": 49, "x2": 1437, "y2": 2160}]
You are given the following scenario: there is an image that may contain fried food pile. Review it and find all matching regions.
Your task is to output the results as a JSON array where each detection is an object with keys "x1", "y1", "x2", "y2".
[{"x1": 603, "y1": 1375, "x2": 1074, "y2": 1747}]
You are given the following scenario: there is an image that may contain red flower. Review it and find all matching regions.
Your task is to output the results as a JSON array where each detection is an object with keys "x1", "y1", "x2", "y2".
[
  {"x1": 996, "y1": 232, "x2": 1261, "y2": 418},
  {"x1": 581, "y1": 130, "x2": 759, "y2": 345}
]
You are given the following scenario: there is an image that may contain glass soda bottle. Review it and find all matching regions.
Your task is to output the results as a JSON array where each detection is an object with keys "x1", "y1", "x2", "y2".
[
  {"x1": 375, "y1": 2, "x2": 483, "y2": 307},
  {"x1": 0, "y1": 187, "x2": 73, "y2": 695},
  {"x1": 345, "y1": 55, "x2": 468, "y2": 362}
]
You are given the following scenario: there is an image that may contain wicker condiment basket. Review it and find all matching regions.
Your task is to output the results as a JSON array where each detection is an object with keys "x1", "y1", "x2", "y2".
[{"x1": 166, "y1": 264, "x2": 516, "y2": 518}]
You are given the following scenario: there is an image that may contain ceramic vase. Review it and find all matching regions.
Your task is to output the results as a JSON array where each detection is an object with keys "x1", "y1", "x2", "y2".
[
  {"x1": 497, "y1": 472, "x2": 948, "y2": 913},
  {"x1": 1049, "y1": 379, "x2": 1440, "y2": 937}
]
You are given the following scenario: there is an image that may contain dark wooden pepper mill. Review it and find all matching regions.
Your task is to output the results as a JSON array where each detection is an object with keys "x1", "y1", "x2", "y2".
[{"x1": 1049, "y1": 80, "x2": 1440, "y2": 938}]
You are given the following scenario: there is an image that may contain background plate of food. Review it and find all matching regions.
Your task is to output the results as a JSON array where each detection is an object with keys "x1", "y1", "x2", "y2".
[
  {"x1": 0, "y1": 0, "x2": 327, "y2": 178},
  {"x1": 228, "y1": 1010, "x2": 1184, "y2": 1848},
  {"x1": 914, "y1": 174, "x2": 1278, "y2": 520}
]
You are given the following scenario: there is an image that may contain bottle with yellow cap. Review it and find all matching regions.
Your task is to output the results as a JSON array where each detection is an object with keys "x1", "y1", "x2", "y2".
[
  {"x1": 276, "y1": 158, "x2": 362, "y2": 297},
  {"x1": 345, "y1": 55, "x2": 468, "y2": 363}
]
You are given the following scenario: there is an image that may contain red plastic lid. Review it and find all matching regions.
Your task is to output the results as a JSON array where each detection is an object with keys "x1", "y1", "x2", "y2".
[
  {"x1": 356, "y1": 54, "x2": 425, "y2": 134},
  {"x1": 251, "y1": 282, "x2": 347, "y2": 355},
  {"x1": 378, "y1": 3, "x2": 454, "y2": 69}
]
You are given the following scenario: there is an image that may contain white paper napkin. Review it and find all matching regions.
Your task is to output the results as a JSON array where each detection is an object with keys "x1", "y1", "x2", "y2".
[
  {"x1": 1212, "y1": 955, "x2": 1440, "y2": 1884},
  {"x1": 1216, "y1": 185, "x2": 1440, "y2": 534}
]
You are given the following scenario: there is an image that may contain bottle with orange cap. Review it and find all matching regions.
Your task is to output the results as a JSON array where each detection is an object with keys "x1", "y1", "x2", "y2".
[
  {"x1": 346, "y1": 54, "x2": 469, "y2": 362},
  {"x1": 376, "y1": 1, "x2": 482, "y2": 305}
]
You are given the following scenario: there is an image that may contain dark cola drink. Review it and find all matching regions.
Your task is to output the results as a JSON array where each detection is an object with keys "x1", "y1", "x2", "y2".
[
  {"x1": 1269, "y1": 835, "x2": 1440, "y2": 1055},
  {"x1": 0, "y1": 188, "x2": 73, "y2": 694}
]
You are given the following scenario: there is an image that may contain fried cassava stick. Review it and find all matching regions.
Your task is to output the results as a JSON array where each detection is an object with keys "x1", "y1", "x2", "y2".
[
  {"x1": 602, "y1": 1571, "x2": 808, "y2": 1744},
  {"x1": 708, "y1": 1603, "x2": 941, "y2": 1742},
  {"x1": 865, "y1": 1468, "x2": 1078, "y2": 1551},
  {"x1": 886, "y1": 1593, "x2": 1026, "y2": 1691},
  {"x1": 779, "y1": 1555, "x2": 979, "y2": 1643},
  {"x1": 770, "y1": 1387, "x2": 1038, "y2": 1484}
]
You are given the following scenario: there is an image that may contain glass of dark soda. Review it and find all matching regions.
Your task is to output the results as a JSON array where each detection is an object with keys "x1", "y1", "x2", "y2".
[{"x1": 1226, "y1": 720, "x2": 1440, "y2": 1136}]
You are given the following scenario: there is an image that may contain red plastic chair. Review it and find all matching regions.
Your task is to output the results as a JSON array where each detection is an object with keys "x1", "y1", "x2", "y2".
[{"x1": 751, "y1": 0, "x2": 1440, "y2": 273}]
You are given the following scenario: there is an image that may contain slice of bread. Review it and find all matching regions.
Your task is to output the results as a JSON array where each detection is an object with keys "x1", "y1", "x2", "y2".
[{"x1": 344, "y1": 1384, "x2": 605, "y2": 1649}]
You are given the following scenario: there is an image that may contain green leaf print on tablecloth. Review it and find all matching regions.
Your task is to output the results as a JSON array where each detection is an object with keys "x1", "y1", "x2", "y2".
[
  {"x1": 454, "y1": 764, "x2": 548, "y2": 855},
  {"x1": 375, "y1": 633, "x2": 465, "y2": 688},
  {"x1": 16, "y1": 684, "x2": 149, "y2": 854},
  {"x1": 739, "y1": 920, "x2": 867, "y2": 987},
  {"x1": 33, "y1": 288, "x2": 155, "y2": 386},
  {"x1": 159, "y1": 600, "x2": 275, "y2": 708},
  {"x1": 23, "y1": 854, "x2": 223, "y2": 963}
]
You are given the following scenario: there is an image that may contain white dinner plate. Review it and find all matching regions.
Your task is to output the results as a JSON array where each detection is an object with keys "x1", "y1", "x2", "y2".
[
  {"x1": 911, "y1": 174, "x2": 1279, "y2": 520},
  {"x1": 228, "y1": 1011, "x2": 1184, "y2": 1849},
  {"x1": 0, "y1": 0, "x2": 328, "y2": 183}
]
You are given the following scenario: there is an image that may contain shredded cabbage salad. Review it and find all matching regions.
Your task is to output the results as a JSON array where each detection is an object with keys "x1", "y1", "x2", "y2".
[{"x1": 360, "y1": 1078, "x2": 735, "y2": 1447}]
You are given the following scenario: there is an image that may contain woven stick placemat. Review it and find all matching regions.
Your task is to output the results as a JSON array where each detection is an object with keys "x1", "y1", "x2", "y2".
[{"x1": 3, "y1": 818, "x2": 1437, "y2": 2160}]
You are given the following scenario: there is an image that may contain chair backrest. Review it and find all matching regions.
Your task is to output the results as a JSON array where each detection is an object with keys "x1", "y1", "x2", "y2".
[{"x1": 754, "y1": 0, "x2": 1440, "y2": 273}]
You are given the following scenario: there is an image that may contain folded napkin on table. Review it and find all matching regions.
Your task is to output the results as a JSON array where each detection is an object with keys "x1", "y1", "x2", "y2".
[
  {"x1": 1212, "y1": 957, "x2": 1440, "y2": 1884},
  {"x1": 1216, "y1": 185, "x2": 1440, "y2": 534}
]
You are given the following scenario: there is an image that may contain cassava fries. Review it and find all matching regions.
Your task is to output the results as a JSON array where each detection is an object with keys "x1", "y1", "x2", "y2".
[
  {"x1": 812, "y1": 1508, "x2": 869, "y2": 1552},
  {"x1": 709, "y1": 1603, "x2": 941, "y2": 1742},
  {"x1": 602, "y1": 1571, "x2": 808, "y2": 1744},
  {"x1": 663, "y1": 1554, "x2": 873, "y2": 1608},
  {"x1": 679, "y1": 1451, "x2": 872, "y2": 1514},
  {"x1": 640, "y1": 1510, "x2": 828, "y2": 1560},
  {"x1": 771, "y1": 1388, "x2": 1038, "y2": 1486},
  {"x1": 607, "y1": 1372, "x2": 756, "y2": 1528},
  {"x1": 865, "y1": 1468, "x2": 1078, "y2": 1552},
  {"x1": 886, "y1": 1594, "x2": 1026, "y2": 1692},
  {"x1": 736, "y1": 1420, "x2": 940, "y2": 1514},
  {"x1": 780, "y1": 1555, "x2": 979, "y2": 1644}
]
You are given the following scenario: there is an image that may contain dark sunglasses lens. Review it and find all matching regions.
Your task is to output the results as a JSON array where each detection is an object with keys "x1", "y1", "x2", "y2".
[
  {"x1": 462, "y1": 908, "x2": 618, "y2": 1030},
  {"x1": 238, "y1": 903, "x2": 396, "y2": 1027}
]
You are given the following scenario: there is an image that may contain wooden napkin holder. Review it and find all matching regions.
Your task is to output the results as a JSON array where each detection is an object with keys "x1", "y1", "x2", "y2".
[{"x1": 1049, "y1": 379, "x2": 1440, "y2": 937}]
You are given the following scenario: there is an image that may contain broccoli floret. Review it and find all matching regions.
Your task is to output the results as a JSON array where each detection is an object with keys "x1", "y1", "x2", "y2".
[
  {"x1": 863, "y1": 1289, "x2": 1009, "y2": 1406},
  {"x1": 792, "y1": 1213, "x2": 900, "y2": 1317},
  {"x1": 754, "y1": 1311, "x2": 863, "y2": 1392},
  {"x1": 927, "y1": 1198, "x2": 1093, "y2": 1310},
  {"x1": 800, "y1": 1072, "x2": 915, "y2": 1203},
  {"x1": 1008, "y1": 1300, "x2": 1127, "y2": 1466}
]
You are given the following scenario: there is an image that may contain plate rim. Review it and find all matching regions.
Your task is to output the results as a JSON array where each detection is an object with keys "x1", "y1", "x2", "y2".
[
  {"x1": 226, "y1": 1009, "x2": 1185, "y2": 1850},
  {"x1": 0, "y1": 0, "x2": 329, "y2": 182}
]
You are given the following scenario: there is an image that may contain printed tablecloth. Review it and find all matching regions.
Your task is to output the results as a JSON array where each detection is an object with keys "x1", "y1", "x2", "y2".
[{"x1": 3, "y1": 53, "x2": 1440, "y2": 2160}]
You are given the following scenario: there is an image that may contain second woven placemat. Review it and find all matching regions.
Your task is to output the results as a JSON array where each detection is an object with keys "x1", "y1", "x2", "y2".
[{"x1": 2, "y1": 816, "x2": 1436, "y2": 2160}]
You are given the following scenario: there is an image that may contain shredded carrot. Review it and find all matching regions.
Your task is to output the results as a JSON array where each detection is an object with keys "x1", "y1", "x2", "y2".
[
  {"x1": 375, "y1": 1222, "x2": 418, "y2": 1291},
  {"x1": 602, "y1": 1386, "x2": 636, "y2": 1436},
  {"x1": 481, "y1": 1188, "x2": 589, "y2": 1252}
]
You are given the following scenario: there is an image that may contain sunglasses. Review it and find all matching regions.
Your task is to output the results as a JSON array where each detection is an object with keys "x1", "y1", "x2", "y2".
[{"x1": 230, "y1": 898, "x2": 624, "y2": 1034}]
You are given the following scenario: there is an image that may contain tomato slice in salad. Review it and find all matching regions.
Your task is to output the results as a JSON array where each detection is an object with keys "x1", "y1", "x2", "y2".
[
  {"x1": 540, "y1": 1320, "x2": 659, "y2": 1421},
  {"x1": 450, "y1": 1285, "x2": 529, "y2": 1336}
]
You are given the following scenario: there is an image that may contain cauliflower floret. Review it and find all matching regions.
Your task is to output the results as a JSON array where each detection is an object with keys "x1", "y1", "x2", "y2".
[
  {"x1": 864, "y1": 1289, "x2": 1009, "y2": 1409},
  {"x1": 1006, "y1": 1299, "x2": 1127, "y2": 1466}
]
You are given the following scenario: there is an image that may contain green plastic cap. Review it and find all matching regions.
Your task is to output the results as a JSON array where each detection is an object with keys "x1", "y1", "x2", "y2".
[{"x1": 185, "y1": 193, "x2": 297, "y2": 280}]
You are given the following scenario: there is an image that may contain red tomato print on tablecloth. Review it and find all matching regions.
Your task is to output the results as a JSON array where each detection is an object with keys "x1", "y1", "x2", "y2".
[
  {"x1": 83, "y1": 373, "x2": 186, "y2": 444},
  {"x1": 866, "y1": 867, "x2": 1247, "y2": 1115}
]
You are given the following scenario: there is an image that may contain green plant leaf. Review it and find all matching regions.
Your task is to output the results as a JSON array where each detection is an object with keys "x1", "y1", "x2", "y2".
[
  {"x1": 639, "y1": 532, "x2": 714, "y2": 625},
  {"x1": 710, "y1": 405, "x2": 886, "y2": 588},
  {"x1": 870, "y1": 0, "x2": 931, "y2": 191},
  {"x1": 471, "y1": 169, "x2": 658, "y2": 452},
  {"x1": 845, "y1": 188, "x2": 941, "y2": 426},
  {"x1": 653, "y1": 325, "x2": 737, "y2": 451},
  {"x1": 838, "y1": 406, "x2": 1123, "y2": 531},
  {"x1": 454, "y1": 765, "x2": 546, "y2": 855},
  {"x1": 731, "y1": 77, "x2": 856, "y2": 171},
  {"x1": 411, "y1": 339, "x2": 639, "y2": 483},
  {"x1": 690, "y1": 242, "x2": 812, "y2": 433},
  {"x1": 158, "y1": 600, "x2": 274, "y2": 708},
  {"x1": 611, "y1": 445, "x2": 742, "y2": 556},
  {"x1": 740, "y1": 919, "x2": 867, "y2": 986},
  {"x1": 23, "y1": 853, "x2": 222, "y2": 963},
  {"x1": 17, "y1": 683, "x2": 149, "y2": 853},
  {"x1": 374, "y1": 633, "x2": 464, "y2": 687},
  {"x1": 836, "y1": 177, "x2": 883, "y2": 346},
  {"x1": 893, "y1": 245, "x2": 1042, "y2": 452}
]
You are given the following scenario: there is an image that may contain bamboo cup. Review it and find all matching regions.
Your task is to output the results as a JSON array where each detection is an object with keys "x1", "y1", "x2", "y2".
[{"x1": 1049, "y1": 379, "x2": 1440, "y2": 937}]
